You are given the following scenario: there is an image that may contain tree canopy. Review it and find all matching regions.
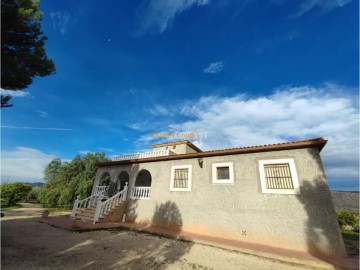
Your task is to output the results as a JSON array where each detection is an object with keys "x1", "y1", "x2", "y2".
[
  {"x1": 0, "y1": 182, "x2": 33, "y2": 206},
  {"x1": 39, "y1": 153, "x2": 110, "y2": 207},
  {"x1": 1, "y1": 0, "x2": 55, "y2": 108}
]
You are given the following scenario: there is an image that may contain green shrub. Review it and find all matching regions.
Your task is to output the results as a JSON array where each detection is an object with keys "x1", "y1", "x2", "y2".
[
  {"x1": 26, "y1": 187, "x2": 41, "y2": 202},
  {"x1": 0, "y1": 183, "x2": 32, "y2": 206},
  {"x1": 336, "y1": 210, "x2": 359, "y2": 232}
]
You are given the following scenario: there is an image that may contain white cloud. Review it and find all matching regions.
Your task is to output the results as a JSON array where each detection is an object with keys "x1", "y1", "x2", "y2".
[
  {"x1": 99, "y1": 147, "x2": 114, "y2": 152},
  {"x1": 37, "y1": 110, "x2": 48, "y2": 118},
  {"x1": 293, "y1": 0, "x2": 353, "y2": 17},
  {"x1": 149, "y1": 104, "x2": 171, "y2": 116},
  {"x1": 162, "y1": 84, "x2": 358, "y2": 185},
  {"x1": 1, "y1": 126, "x2": 72, "y2": 131},
  {"x1": 139, "y1": 0, "x2": 210, "y2": 34},
  {"x1": 1, "y1": 147, "x2": 57, "y2": 179},
  {"x1": 79, "y1": 150, "x2": 94, "y2": 155},
  {"x1": 50, "y1": 11, "x2": 71, "y2": 34},
  {"x1": 0, "y1": 88, "x2": 29, "y2": 97},
  {"x1": 203, "y1": 61, "x2": 225, "y2": 74}
]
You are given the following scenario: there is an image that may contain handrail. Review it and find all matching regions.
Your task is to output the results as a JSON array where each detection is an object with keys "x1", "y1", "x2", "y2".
[
  {"x1": 112, "y1": 149, "x2": 170, "y2": 161},
  {"x1": 70, "y1": 187, "x2": 109, "y2": 217},
  {"x1": 93, "y1": 182, "x2": 129, "y2": 223}
]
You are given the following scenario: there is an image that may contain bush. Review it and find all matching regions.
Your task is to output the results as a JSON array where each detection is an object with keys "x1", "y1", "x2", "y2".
[
  {"x1": 26, "y1": 187, "x2": 41, "y2": 202},
  {"x1": 39, "y1": 153, "x2": 109, "y2": 207},
  {"x1": 0, "y1": 183, "x2": 32, "y2": 206},
  {"x1": 336, "y1": 210, "x2": 359, "y2": 232}
]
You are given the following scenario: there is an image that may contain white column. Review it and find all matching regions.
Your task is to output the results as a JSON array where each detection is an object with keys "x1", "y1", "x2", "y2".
[
  {"x1": 93, "y1": 195, "x2": 103, "y2": 223},
  {"x1": 71, "y1": 195, "x2": 80, "y2": 217},
  {"x1": 123, "y1": 182, "x2": 129, "y2": 201}
]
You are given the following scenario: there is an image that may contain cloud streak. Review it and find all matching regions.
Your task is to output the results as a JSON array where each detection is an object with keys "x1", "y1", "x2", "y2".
[
  {"x1": 1, "y1": 126, "x2": 72, "y2": 131},
  {"x1": 138, "y1": 0, "x2": 210, "y2": 34},
  {"x1": 0, "y1": 88, "x2": 29, "y2": 97},
  {"x1": 37, "y1": 110, "x2": 48, "y2": 118},
  {"x1": 296, "y1": 0, "x2": 353, "y2": 17},
  {"x1": 50, "y1": 11, "x2": 71, "y2": 34},
  {"x1": 271, "y1": 0, "x2": 355, "y2": 17},
  {"x1": 203, "y1": 61, "x2": 225, "y2": 74}
]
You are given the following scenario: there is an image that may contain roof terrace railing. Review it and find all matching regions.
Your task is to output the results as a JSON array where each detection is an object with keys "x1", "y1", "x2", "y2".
[{"x1": 112, "y1": 149, "x2": 170, "y2": 161}]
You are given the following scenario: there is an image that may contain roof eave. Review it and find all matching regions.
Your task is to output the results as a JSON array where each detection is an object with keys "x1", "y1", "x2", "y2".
[{"x1": 98, "y1": 138, "x2": 327, "y2": 167}]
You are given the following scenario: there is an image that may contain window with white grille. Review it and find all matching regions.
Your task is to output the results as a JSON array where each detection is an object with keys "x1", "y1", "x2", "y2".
[
  {"x1": 212, "y1": 162, "x2": 234, "y2": 184},
  {"x1": 170, "y1": 165, "x2": 192, "y2": 191},
  {"x1": 258, "y1": 159, "x2": 300, "y2": 194},
  {"x1": 173, "y1": 168, "x2": 189, "y2": 188}
]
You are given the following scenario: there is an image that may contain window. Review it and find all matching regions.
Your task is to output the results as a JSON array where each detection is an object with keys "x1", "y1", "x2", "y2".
[
  {"x1": 212, "y1": 162, "x2": 234, "y2": 184},
  {"x1": 258, "y1": 159, "x2": 300, "y2": 194},
  {"x1": 170, "y1": 165, "x2": 192, "y2": 191}
]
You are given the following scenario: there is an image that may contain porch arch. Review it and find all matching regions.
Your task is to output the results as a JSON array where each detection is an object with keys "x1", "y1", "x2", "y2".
[
  {"x1": 116, "y1": 171, "x2": 129, "y2": 192},
  {"x1": 134, "y1": 169, "x2": 152, "y2": 187},
  {"x1": 99, "y1": 172, "x2": 111, "y2": 186},
  {"x1": 131, "y1": 169, "x2": 152, "y2": 199}
]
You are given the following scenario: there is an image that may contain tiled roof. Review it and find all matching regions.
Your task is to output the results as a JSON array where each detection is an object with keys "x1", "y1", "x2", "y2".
[{"x1": 98, "y1": 137, "x2": 327, "y2": 166}]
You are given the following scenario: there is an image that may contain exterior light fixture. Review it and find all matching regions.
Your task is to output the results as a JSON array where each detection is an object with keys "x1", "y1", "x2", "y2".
[{"x1": 198, "y1": 158, "x2": 203, "y2": 168}]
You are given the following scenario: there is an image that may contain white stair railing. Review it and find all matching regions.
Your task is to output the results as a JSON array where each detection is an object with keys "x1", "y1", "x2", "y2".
[
  {"x1": 93, "y1": 182, "x2": 129, "y2": 223},
  {"x1": 131, "y1": 186, "x2": 151, "y2": 199},
  {"x1": 71, "y1": 186, "x2": 109, "y2": 217}
]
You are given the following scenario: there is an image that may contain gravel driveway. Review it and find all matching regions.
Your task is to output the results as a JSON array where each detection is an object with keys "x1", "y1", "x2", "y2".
[{"x1": 1, "y1": 205, "x2": 325, "y2": 270}]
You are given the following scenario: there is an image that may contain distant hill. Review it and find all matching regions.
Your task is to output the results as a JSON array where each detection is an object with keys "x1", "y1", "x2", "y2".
[
  {"x1": 28, "y1": 182, "x2": 44, "y2": 187},
  {"x1": 331, "y1": 190, "x2": 359, "y2": 212}
]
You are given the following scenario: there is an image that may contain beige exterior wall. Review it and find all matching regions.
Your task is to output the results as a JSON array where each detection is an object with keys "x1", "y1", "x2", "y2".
[
  {"x1": 152, "y1": 143, "x2": 198, "y2": 154},
  {"x1": 94, "y1": 147, "x2": 346, "y2": 257}
]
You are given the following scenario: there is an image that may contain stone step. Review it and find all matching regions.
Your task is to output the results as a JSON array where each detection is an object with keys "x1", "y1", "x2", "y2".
[
  {"x1": 78, "y1": 209, "x2": 96, "y2": 215},
  {"x1": 76, "y1": 212, "x2": 94, "y2": 218},
  {"x1": 100, "y1": 204, "x2": 123, "y2": 217},
  {"x1": 75, "y1": 202, "x2": 124, "y2": 223},
  {"x1": 77, "y1": 216, "x2": 94, "y2": 222},
  {"x1": 78, "y1": 206, "x2": 96, "y2": 211}
]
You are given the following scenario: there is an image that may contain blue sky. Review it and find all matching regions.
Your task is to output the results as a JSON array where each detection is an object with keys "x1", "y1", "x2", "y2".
[{"x1": 1, "y1": 0, "x2": 359, "y2": 190}]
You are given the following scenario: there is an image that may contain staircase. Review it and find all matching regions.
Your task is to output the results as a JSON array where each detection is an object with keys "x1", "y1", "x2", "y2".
[
  {"x1": 74, "y1": 206, "x2": 97, "y2": 222},
  {"x1": 71, "y1": 183, "x2": 129, "y2": 224},
  {"x1": 98, "y1": 202, "x2": 127, "y2": 223}
]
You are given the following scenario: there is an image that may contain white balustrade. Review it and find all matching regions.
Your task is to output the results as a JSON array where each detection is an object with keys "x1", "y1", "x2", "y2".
[
  {"x1": 95, "y1": 185, "x2": 108, "y2": 194},
  {"x1": 112, "y1": 149, "x2": 170, "y2": 161},
  {"x1": 70, "y1": 186, "x2": 109, "y2": 217},
  {"x1": 93, "y1": 183, "x2": 129, "y2": 223},
  {"x1": 131, "y1": 186, "x2": 151, "y2": 199}
]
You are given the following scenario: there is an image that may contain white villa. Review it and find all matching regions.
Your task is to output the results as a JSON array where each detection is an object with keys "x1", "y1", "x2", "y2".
[{"x1": 71, "y1": 138, "x2": 346, "y2": 257}]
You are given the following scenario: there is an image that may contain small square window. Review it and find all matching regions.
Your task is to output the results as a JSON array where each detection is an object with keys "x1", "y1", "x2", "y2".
[
  {"x1": 217, "y1": 166, "x2": 230, "y2": 180},
  {"x1": 258, "y1": 159, "x2": 300, "y2": 194},
  {"x1": 170, "y1": 165, "x2": 192, "y2": 191},
  {"x1": 212, "y1": 162, "x2": 234, "y2": 184}
]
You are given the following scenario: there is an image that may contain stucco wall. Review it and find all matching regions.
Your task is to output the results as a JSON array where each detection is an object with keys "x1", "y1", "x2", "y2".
[
  {"x1": 152, "y1": 143, "x2": 198, "y2": 154},
  {"x1": 95, "y1": 147, "x2": 346, "y2": 257}
]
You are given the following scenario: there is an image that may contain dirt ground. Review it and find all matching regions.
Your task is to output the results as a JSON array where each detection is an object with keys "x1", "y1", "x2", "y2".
[{"x1": 1, "y1": 204, "x2": 327, "y2": 270}]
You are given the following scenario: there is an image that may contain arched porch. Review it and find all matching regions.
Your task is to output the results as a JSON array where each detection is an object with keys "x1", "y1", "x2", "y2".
[{"x1": 131, "y1": 169, "x2": 152, "y2": 199}]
